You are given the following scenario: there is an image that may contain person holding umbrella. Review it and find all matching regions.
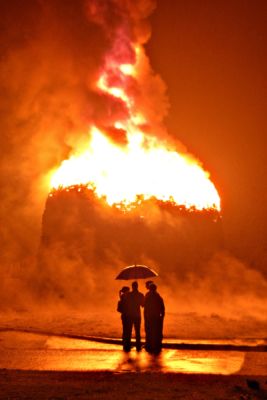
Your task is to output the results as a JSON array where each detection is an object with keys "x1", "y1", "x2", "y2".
[
  {"x1": 124, "y1": 281, "x2": 144, "y2": 352},
  {"x1": 115, "y1": 264, "x2": 158, "y2": 352}
]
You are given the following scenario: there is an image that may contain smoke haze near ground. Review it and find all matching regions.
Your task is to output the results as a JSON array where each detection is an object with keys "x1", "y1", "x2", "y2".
[{"x1": 0, "y1": 0, "x2": 266, "y2": 332}]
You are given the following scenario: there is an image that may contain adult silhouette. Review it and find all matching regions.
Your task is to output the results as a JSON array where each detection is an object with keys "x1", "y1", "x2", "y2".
[
  {"x1": 144, "y1": 280, "x2": 154, "y2": 347},
  {"x1": 123, "y1": 281, "x2": 144, "y2": 351},
  {"x1": 117, "y1": 286, "x2": 130, "y2": 352},
  {"x1": 144, "y1": 283, "x2": 165, "y2": 354}
]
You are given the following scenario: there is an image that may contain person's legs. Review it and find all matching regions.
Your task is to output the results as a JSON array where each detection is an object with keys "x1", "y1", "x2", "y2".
[
  {"x1": 133, "y1": 317, "x2": 141, "y2": 351},
  {"x1": 154, "y1": 318, "x2": 163, "y2": 354},
  {"x1": 122, "y1": 316, "x2": 127, "y2": 347},
  {"x1": 150, "y1": 319, "x2": 157, "y2": 352},
  {"x1": 145, "y1": 318, "x2": 161, "y2": 354},
  {"x1": 123, "y1": 316, "x2": 132, "y2": 352},
  {"x1": 145, "y1": 318, "x2": 152, "y2": 352}
]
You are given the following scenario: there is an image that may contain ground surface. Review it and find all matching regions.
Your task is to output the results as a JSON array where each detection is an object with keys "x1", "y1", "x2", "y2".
[
  {"x1": 1, "y1": 370, "x2": 267, "y2": 400},
  {"x1": 0, "y1": 312, "x2": 266, "y2": 399}
]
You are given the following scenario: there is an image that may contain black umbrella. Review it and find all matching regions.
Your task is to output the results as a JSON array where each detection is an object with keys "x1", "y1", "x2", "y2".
[{"x1": 115, "y1": 264, "x2": 158, "y2": 280}]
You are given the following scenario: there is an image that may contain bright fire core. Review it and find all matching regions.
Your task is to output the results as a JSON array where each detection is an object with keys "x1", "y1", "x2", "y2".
[
  {"x1": 51, "y1": 127, "x2": 220, "y2": 210},
  {"x1": 50, "y1": 44, "x2": 220, "y2": 212}
]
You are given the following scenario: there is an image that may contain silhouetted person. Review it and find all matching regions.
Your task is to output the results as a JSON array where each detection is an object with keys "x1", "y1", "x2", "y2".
[
  {"x1": 144, "y1": 283, "x2": 165, "y2": 354},
  {"x1": 117, "y1": 286, "x2": 130, "y2": 352},
  {"x1": 123, "y1": 281, "x2": 144, "y2": 351},
  {"x1": 145, "y1": 280, "x2": 154, "y2": 291},
  {"x1": 144, "y1": 280, "x2": 154, "y2": 347}
]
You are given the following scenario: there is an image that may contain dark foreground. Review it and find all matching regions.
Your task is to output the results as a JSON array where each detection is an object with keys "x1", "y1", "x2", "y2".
[{"x1": 1, "y1": 370, "x2": 267, "y2": 400}]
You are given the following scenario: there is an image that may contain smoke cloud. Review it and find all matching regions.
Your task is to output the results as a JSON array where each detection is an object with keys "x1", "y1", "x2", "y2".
[
  {"x1": 0, "y1": 0, "x2": 168, "y2": 290},
  {"x1": 0, "y1": 0, "x2": 266, "y2": 338},
  {"x1": 36, "y1": 188, "x2": 267, "y2": 328}
]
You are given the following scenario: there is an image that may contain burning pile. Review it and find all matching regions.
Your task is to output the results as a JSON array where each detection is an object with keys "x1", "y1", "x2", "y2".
[
  {"x1": 49, "y1": 41, "x2": 220, "y2": 212},
  {"x1": 40, "y1": 185, "x2": 222, "y2": 287},
  {"x1": 39, "y1": 0, "x2": 222, "y2": 300}
]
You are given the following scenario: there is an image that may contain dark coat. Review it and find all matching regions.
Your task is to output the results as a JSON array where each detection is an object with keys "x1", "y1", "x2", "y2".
[
  {"x1": 144, "y1": 291, "x2": 165, "y2": 320},
  {"x1": 126, "y1": 290, "x2": 144, "y2": 318}
]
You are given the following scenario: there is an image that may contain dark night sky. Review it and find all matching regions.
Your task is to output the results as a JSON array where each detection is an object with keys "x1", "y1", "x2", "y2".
[{"x1": 147, "y1": 0, "x2": 267, "y2": 274}]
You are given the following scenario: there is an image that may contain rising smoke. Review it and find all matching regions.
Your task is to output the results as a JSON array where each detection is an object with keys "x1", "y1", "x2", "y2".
[{"x1": 0, "y1": 0, "x2": 267, "y2": 331}]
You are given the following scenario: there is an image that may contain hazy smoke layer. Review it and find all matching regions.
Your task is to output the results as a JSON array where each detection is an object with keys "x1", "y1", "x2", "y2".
[
  {"x1": 0, "y1": 0, "x2": 267, "y2": 325},
  {"x1": 37, "y1": 188, "x2": 267, "y2": 321},
  {"x1": 0, "y1": 0, "x2": 165, "y2": 270},
  {"x1": 0, "y1": 1, "x2": 102, "y2": 265}
]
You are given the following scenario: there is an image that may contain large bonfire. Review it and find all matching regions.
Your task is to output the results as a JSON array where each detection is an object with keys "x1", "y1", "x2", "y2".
[
  {"x1": 40, "y1": 1, "x2": 222, "y2": 303},
  {"x1": 49, "y1": 39, "x2": 220, "y2": 212}
]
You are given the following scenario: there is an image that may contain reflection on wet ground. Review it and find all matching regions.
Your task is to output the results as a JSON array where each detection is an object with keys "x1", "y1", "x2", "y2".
[{"x1": 0, "y1": 331, "x2": 266, "y2": 375}]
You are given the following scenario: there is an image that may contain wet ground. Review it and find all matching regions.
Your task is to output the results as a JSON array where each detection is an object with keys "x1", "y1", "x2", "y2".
[{"x1": 0, "y1": 330, "x2": 266, "y2": 375}]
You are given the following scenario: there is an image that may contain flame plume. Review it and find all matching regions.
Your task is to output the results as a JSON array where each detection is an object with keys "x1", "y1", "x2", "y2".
[{"x1": 50, "y1": 14, "x2": 220, "y2": 212}]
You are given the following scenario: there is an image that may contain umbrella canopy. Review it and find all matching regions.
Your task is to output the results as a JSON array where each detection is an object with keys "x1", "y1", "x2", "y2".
[{"x1": 115, "y1": 264, "x2": 158, "y2": 280}]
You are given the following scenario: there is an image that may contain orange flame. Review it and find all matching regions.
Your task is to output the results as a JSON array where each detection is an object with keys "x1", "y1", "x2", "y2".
[{"x1": 50, "y1": 44, "x2": 220, "y2": 212}]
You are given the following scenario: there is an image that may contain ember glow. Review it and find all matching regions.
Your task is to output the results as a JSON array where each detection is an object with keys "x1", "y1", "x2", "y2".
[{"x1": 50, "y1": 43, "x2": 220, "y2": 211}]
